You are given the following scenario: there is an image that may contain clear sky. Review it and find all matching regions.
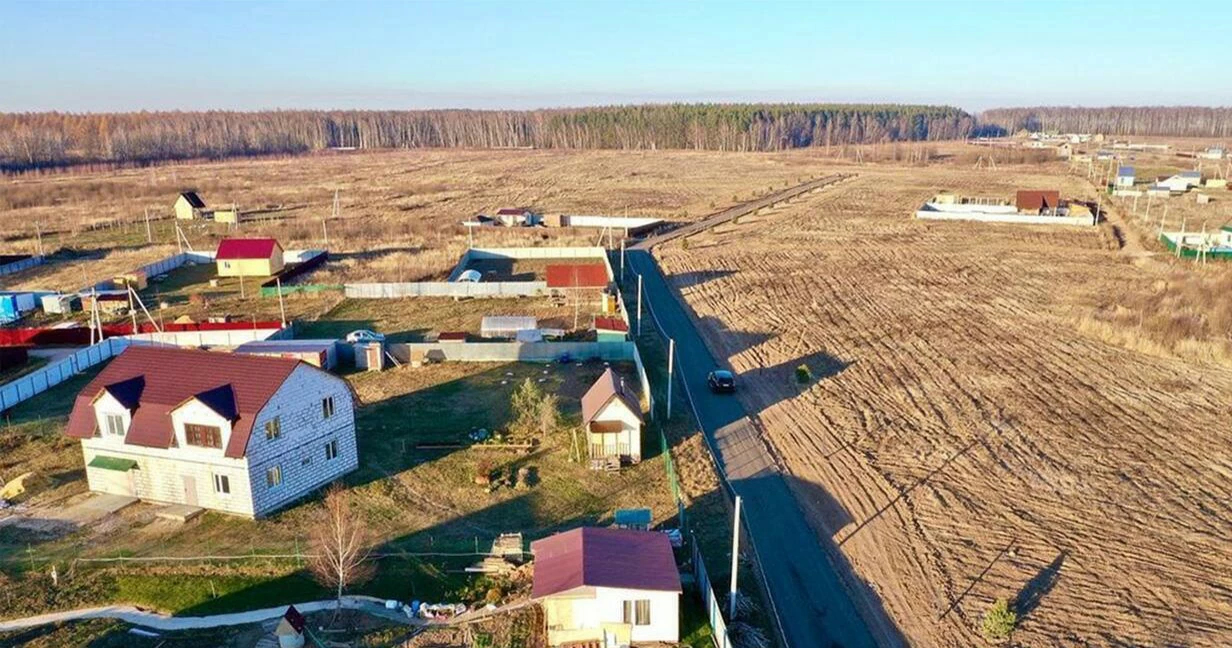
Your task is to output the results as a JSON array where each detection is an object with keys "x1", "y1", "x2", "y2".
[{"x1": 2, "y1": 0, "x2": 1230, "y2": 113}]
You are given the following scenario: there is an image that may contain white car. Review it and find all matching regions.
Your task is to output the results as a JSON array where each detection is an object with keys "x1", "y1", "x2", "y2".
[{"x1": 345, "y1": 330, "x2": 386, "y2": 344}]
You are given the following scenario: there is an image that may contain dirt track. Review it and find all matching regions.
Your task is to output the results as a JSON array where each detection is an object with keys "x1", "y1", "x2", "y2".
[{"x1": 655, "y1": 166, "x2": 1232, "y2": 646}]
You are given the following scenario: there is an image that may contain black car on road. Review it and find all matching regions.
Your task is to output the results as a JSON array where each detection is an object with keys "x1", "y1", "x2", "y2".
[{"x1": 707, "y1": 370, "x2": 735, "y2": 393}]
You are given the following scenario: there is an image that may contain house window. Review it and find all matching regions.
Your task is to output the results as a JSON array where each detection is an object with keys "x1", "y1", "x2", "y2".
[
  {"x1": 322, "y1": 396, "x2": 335, "y2": 419},
  {"x1": 266, "y1": 465, "x2": 282, "y2": 488},
  {"x1": 104, "y1": 413, "x2": 125, "y2": 436},
  {"x1": 185, "y1": 424, "x2": 222, "y2": 449},
  {"x1": 213, "y1": 474, "x2": 230, "y2": 495},
  {"x1": 264, "y1": 417, "x2": 281, "y2": 441},
  {"x1": 623, "y1": 600, "x2": 651, "y2": 626},
  {"x1": 325, "y1": 439, "x2": 339, "y2": 461}
]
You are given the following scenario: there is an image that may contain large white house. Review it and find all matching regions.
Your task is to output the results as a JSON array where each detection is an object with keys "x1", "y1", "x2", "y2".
[
  {"x1": 581, "y1": 368, "x2": 643, "y2": 464},
  {"x1": 65, "y1": 346, "x2": 358, "y2": 518},
  {"x1": 532, "y1": 527, "x2": 681, "y2": 647}
]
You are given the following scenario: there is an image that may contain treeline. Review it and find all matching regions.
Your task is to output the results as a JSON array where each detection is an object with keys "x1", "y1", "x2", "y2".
[
  {"x1": 0, "y1": 104, "x2": 974, "y2": 172},
  {"x1": 980, "y1": 106, "x2": 1232, "y2": 138}
]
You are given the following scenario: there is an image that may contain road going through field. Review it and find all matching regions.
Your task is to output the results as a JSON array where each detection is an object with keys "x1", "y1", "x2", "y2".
[{"x1": 628, "y1": 174, "x2": 894, "y2": 648}]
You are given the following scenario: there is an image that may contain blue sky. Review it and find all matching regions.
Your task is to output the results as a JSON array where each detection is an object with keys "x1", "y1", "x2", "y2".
[{"x1": 1, "y1": 0, "x2": 1230, "y2": 113}]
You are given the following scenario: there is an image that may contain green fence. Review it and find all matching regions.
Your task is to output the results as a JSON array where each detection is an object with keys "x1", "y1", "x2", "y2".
[{"x1": 1157, "y1": 235, "x2": 1232, "y2": 260}]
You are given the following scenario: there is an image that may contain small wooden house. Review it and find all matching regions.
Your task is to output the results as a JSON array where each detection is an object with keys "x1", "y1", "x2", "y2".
[
  {"x1": 594, "y1": 316, "x2": 629, "y2": 343},
  {"x1": 1115, "y1": 166, "x2": 1135, "y2": 188},
  {"x1": 1015, "y1": 190, "x2": 1061, "y2": 214},
  {"x1": 581, "y1": 368, "x2": 643, "y2": 464},
  {"x1": 215, "y1": 238, "x2": 285, "y2": 278},
  {"x1": 174, "y1": 192, "x2": 207, "y2": 220}
]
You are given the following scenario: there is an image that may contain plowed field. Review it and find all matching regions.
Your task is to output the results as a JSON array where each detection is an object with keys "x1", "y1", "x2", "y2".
[{"x1": 655, "y1": 167, "x2": 1232, "y2": 646}]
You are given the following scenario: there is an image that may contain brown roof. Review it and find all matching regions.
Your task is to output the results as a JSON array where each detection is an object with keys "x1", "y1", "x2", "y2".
[
  {"x1": 531, "y1": 527, "x2": 681, "y2": 598},
  {"x1": 593, "y1": 316, "x2": 629, "y2": 333},
  {"x1": 581, "y1": 368, "x2": 642, "y2": 425},
  {"x1": 1015, "y1": 190, "x2": 1061, "y2": 213},
  {"x1": 65, "y1": 346, "x2": 301, "y2": 458},
  {"x1": 546, "y1": 263, "x2": 608, "y2": 289},
  {"x1": 496, "y1": 208, "x2": 531, "y2": 216}
]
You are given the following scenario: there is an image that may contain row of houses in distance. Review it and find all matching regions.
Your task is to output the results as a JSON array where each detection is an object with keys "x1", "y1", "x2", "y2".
[
  {"x1": 463, "y1": 208, "x2": 664, "y2": 236},
  {"x1": 1113, "y1": 167, "x2": 1226, "y2": 199}
]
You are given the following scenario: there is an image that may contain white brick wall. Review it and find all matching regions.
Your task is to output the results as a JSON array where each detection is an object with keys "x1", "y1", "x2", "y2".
[
  {"x1": 79, "y1": 363, "x2": 358, "y2": 518},
  {"x1": 245, "y1": 364, "x2": 358, "y2": 517}
]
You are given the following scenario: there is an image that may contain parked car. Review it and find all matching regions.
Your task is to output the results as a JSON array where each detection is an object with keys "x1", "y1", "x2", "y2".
[
  {"x1": 707, "y1": 370, "x2": 735, "y2": 393},
  {"x1": 345, "y1": 330, "x2": 386, "y2": 344}
]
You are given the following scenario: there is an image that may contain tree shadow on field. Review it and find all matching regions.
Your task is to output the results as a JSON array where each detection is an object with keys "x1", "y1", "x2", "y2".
[
  {"x1": 693, "y1": 315, "x2": 774, "y2": 361},
  {"x1": 1015, "y1": 551, "x2": 1066, "y2": 620}
]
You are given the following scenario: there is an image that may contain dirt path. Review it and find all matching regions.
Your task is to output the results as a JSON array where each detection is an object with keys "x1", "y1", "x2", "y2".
[{"x1": 0, "y1": 596, "x2": 412, "y2": 633}]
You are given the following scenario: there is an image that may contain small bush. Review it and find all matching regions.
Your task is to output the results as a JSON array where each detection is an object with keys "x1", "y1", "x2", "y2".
[
  {"x1": 681, "y1": 237, "x2": 690, "y2": 250},
  {"x1": 795, "y1": 364, "x2": 812, "y2": 384},
  {"x1": 981, "y1": 598, "x2": 1017, "y2": 642}
]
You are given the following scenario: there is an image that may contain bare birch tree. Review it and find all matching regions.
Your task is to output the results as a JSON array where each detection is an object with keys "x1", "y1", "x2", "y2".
[{"x1": 308, "y1": 484, "x2": 375, "y2": 614}]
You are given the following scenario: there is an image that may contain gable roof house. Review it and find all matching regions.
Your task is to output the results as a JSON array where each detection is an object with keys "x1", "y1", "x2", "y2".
[
  {"x1": 1015, "y1": 190, "x2": 1062, "y2": 215},
  {"x1": 494, "y1": 208, "x2": 541, "y2": 227},
  {"x1": 581, "y1": 368, "x2": 643, "y2": 465},
  {"x1": 174, "y1": 191, "x2": 208, "y2": 220},
  {"x1": 1157, "y1": 172, "x2": 1202, "y2": 193},
  {"x1": 215, "y1": 238, "x2": 285, "y2": 278},
  {"x1": 65, "y1": 346, "x2": 358, "y2": 518},
  {"x1": 532, "y1": 527, "x2": 681, "y2": 646},
  {"x1": 1116, "y1": 166, "x2": 1136, "y2": 188}
]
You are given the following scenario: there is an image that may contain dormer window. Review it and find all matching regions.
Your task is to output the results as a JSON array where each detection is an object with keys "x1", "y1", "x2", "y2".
[
  {"x1": 104, "y1": 413, "x2": 125, "y2": 436},
  {"x1": 185, "y1": 424, "x2": 222, "y2": 449}
]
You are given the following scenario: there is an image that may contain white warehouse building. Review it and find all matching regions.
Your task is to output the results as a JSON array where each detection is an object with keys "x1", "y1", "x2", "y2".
[{"x1": 65, "y1": 346, "x2": 358, "y2": 518}]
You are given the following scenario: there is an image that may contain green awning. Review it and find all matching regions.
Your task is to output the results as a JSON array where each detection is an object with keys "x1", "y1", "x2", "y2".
[{"x1": 88, "y1": 456, "x2": 137, "y2": 472}]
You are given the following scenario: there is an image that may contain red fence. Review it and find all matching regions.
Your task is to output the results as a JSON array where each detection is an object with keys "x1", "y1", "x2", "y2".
[{"x1": 0, "y1": 321, "x2": 286, "y2": 347}]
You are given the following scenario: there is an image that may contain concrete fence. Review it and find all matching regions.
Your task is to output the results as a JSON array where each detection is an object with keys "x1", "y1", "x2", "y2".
[
  {"x1": 124, "y1": 326, "x2": 288, "y2": 347},
  {"x1": 344, "y1": 281, "x2": 547, "y2": 299},
  {"x1": 915, "y1": 208, "x2": 1096, "y2": 226},
  {"x1": 388, "y1": 340, "x2": 636, "y2": 364},
  {"x1": 0, "y1": 256, "x2": 43, "y2": 277}
]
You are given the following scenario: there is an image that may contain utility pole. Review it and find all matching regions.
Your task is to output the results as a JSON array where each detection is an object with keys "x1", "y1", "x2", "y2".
[
  {"x1": 619, "y1": 237, "x2": 626, "y2": 283},
  {"x1": 144, "y1": 208, "x2": 153, "y2": 243},
  {"x1": 636, "y1": 274, "x2": 643, "y2": 337},
  {"x1": 666, "y1": 338, "x2": 675, "y2": 420},
  {"x1": 325, "y1": 189, "x2": 338, "y2": 247},
  {"x1": 729, "y1": 496, "x2": 743, "y2": 620},
  {"x1": 34, "y1": 221, "x2": 44, "y2": 257}
]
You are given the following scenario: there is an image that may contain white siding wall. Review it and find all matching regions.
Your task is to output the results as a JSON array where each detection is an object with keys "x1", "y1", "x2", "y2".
[
  {"x1": 594, "y1": 400, "x2": 643, "y2": 459},
  {"x1": 549, "y1": 587, "x2": 680, "y2": 644},
  {"x1": 245, "y1": 364, "x2": 358, "y2": 518}
]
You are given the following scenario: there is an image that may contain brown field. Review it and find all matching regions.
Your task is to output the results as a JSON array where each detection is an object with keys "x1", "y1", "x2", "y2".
[
  {"x1": 655, "y1": 164, "x2": 1232, "y2": 646},
  {"x1": 4, "y1": 148, "x2": 1232, "y2": 645}
]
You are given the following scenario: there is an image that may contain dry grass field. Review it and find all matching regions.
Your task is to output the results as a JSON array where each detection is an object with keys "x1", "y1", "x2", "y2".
[{"x1": 655, "y1": 164, "x2": 1232, "y2": 646}]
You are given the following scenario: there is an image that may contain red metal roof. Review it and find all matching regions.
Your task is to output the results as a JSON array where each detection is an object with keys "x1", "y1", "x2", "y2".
[
  {"x1": 581, "y1": 368, "x2": 642, "y2": 425},
  {"x1": 496, "y1": 208, "x2": 530, "y2": 216},
  {"x1": 216, "y1": 238, "x2": 282, "y2": 260},
  {"x1": 593, "y1": 317, "x2": 628, "y2": 333},
  {"x1": 531, "y1": 527, "x2": 681, "y2": 598},
  {"x1": 65, "y1": 346, "x2": 301, "y2": 458},
  {"x1": 1015, "y1": 190, "x2": 1061, "y2": 213},
  {"x1": 546, "y1": 263, "x2": 608, "y2": 289}
]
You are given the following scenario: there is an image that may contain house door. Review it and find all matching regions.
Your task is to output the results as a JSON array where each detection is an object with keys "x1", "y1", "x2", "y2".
[
  {"x1": 182, "y1": 475, "x2": 199, "y2": 506},
  {"x1": 603, "y1": 628, "x2": 619, "y2": 648}
]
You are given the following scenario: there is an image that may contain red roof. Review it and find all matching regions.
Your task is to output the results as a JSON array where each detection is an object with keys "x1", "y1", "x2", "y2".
[
  {"x1": 581, "y1": 368, "x2": 642, "y2": 425},
  {"x1": 496, "y1": 208, "x2": 530, "y2": 216},
  {"x1": 65, "y1": 346, "x2": 302, "y2": 458},
  {"x1": 531, "y1": 527, "x2": 680, "y2": 598},
  {"x1": 593, "y1": 317, "x2": 629, "y2": 333},
  {"x1": 216, "y1": 238, "x2": 282, "y2": 260},
  {"x1": 546, "y1": 263, "x2": 608, "y2": 289},
  {"x1": 1015, "y1": 190, "x2": 1061, "y2": 213}
]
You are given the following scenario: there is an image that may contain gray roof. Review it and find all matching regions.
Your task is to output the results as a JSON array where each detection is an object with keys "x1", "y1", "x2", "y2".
[
  {"x1": 178, "y1": 191, "x2": 205, "y2": 208},
  {"x1": 1180, "y1": 171, "x2": 1201, "y2": 178},
  {"x1": 1117, "y1": 166, "x2": 1134, "y2": 176}
]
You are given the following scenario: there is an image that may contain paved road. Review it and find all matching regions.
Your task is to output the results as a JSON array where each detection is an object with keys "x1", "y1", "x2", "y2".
[{"x1": 628, "y1": 175, "x2": 889, "y2": 648}]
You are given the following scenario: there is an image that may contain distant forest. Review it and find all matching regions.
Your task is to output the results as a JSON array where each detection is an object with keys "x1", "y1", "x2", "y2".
[
  {"x1": 980, "y1": 106, "x2": 1232, "y2": 138},
  {"x1": 0, "y1": 104, "x2": 973, "y2": 172}
]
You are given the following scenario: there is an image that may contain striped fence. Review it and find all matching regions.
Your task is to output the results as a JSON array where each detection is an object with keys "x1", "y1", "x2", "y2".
[
  {"x1": 693, "y1": 540, "x2": 733, "y2": 648},
  {"x1": 0, "y1": 338, "x2": 134, "y2": 412}
]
